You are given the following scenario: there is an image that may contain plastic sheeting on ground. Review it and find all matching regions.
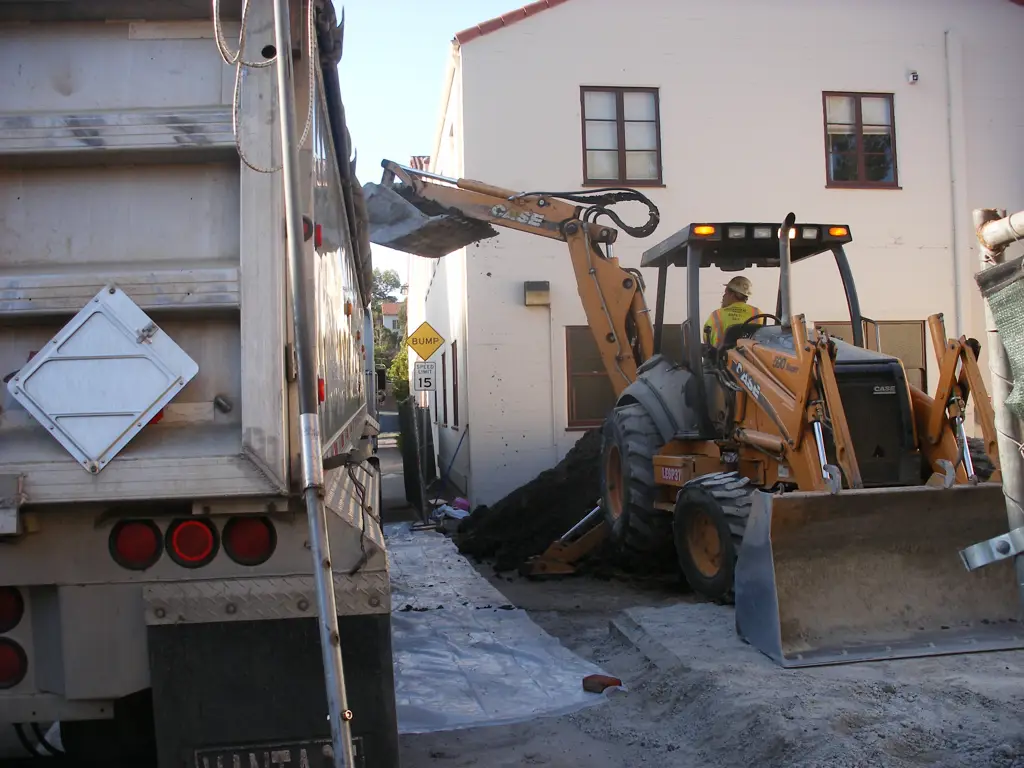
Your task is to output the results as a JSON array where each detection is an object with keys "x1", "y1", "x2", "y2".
[{"x1": 385, "y1": 522, "x2": 615, "y2": 734}]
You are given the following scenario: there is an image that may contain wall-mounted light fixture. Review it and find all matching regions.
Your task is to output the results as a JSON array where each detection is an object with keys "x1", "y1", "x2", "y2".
[{"x1": 524, "y1": 281, "x2": 551, "y2": 306}]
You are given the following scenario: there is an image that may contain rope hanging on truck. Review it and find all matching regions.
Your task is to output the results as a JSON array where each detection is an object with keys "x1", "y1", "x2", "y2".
[
  {"x1": 515, "y1": 186, "x2": 661, "y2": 239},
  {"x1": 212, "y1": 0, "x2": 317, "y2": 173}
]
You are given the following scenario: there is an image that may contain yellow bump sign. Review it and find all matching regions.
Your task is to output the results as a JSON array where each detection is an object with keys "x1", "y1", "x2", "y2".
[{"x1": 406, "y1": 321, "x2": 445, "y2": 361}]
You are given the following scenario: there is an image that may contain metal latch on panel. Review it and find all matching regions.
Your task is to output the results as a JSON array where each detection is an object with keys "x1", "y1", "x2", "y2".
[
  {"x1": 5, "y1": 285, "x2": 199, "y2": 474},
  {"x1": 959, "y1": 526, "x2": 1024, "y2": 571},
  {"x1": 0, "y1": 475, "x2": 26, "y2": 536}
]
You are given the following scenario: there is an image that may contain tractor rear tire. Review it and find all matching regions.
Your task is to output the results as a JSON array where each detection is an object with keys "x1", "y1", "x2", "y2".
[
  {"x1": 672, "y1": 472, "x2": 754, "y2": 603},
  {"x1": 967, "y1": 436, "x2": 996, "y2": 483},
  {"x1": 600, "y1": 403, "x2": 673, "y2": 570}
]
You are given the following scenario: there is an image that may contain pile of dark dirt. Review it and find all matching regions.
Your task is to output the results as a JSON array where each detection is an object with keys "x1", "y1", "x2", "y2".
[{"x1": 453, "y1": 429, "x2": 605, "y2": 573}]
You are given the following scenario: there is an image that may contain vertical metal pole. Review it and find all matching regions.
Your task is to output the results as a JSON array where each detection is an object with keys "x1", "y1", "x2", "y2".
[
  {"x1": 686, "y1": 246, "x2": 711, "y2": 435},
  {"x1": 831, "y1": 245, "x2": 864, "y2": 348},
  {"x1": 974, "y1": 207, "x2": 1024, "y2": 612},
  {"x1": 270, "y1": 1, "x2": 355, "y2": 766},
  {"x1": 653, "y1": 265, "x2": 668, "y2": 354}
]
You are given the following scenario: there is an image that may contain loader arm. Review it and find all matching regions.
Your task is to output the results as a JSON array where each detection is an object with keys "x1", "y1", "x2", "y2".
[
  {"x1": 368, "y1": 161, "x2": 659, "y2": 394},
  {"x1": 918, "y1": 312, "x2": 1002, "y2": 483},
  {"x1": 726, "y1": 314, "x2": 864, "y2": 493}
]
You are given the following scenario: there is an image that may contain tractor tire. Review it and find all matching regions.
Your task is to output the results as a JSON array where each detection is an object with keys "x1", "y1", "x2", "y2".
[
  {"x1": 600, "y1": 403, "x2": 673, "y2": 570},
  {"x1": 672, "y1": 472, "x2": 754, "y2": 603},
  {"x1": 967, "y1": 436, "x2": 996, "y2": 483}
]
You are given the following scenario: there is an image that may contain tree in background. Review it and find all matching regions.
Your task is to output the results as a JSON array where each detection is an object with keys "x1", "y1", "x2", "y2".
[
  {"x1": 372, "y1": 267, "x2": 404, "y2": 370},
  {"x1": 371, "y1": 267, "x2": 411, "y2": 400},
  {"x1": 388, "y1": 349, "x2": 410, "y2": 402}
]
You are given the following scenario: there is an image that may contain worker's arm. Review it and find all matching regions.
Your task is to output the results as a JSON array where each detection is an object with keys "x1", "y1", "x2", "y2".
[{"x1": 379, "y1": 161, "x2": 661, "y2": 394}]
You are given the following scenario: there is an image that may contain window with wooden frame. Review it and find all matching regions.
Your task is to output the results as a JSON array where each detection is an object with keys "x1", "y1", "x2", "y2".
[
  {"x1": 441, "y1": 350, "x2": 448, "y2": 426},
  {"x1": 814, "y1": 319, "x2": 927, "y2": 391},
  {"x1": 451, "y1": 341, "x2": 459, "y2": 428},
  {"x1": 580, "y1": 86, "x2": 663, "y2": 185},
  {"x1": 823, "y1": 92, "x2": 899, "y2": 188},
  {"x1": 566, "y1": 326, "x2": 617, "y2": 429}
]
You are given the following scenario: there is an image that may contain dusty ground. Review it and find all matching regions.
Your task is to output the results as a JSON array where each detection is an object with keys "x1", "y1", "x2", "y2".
[{"x1": 397, "y1": 565, "x2": 1024, "y2": 768}]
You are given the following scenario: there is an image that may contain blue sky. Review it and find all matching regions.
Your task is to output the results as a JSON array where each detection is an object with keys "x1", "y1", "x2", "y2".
[{"x1": 337, "y1": 0, "x2": 516, "y2": 286}]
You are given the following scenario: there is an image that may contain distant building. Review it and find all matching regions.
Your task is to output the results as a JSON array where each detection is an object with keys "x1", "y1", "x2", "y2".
[
  {"x1": 406, "y1": 0, "x2": 1024, "y2": 506},
  {"x1": 380, "y1": 301, "x2": 403, "y2": 332}
]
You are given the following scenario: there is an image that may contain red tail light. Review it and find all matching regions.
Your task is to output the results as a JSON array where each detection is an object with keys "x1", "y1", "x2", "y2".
[
  {"x1": 109, "y1": 520, "x2": 163, "y2": 571},
  {"x1": 0, "y1": 588, "x2": 24, "y2": 634},
  {"x1": 0, "y1": 638, "x2": 27, "y2": 689},
  {"x1": 166, "y1": 519, "x2": 218, "y2": 568},
  {"x1": 223, "y1": 516, "x2": 277, "y2": 566}
]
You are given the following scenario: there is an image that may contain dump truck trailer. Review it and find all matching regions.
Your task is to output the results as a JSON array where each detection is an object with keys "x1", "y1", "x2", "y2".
[{"x1": 0, "y1": 1, "x2": 398, "y2": 766}]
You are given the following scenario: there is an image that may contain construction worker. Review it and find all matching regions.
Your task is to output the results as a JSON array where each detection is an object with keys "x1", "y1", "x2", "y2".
[{"x1": 703, "y1": 276, "x2": 762, "y2": 347}]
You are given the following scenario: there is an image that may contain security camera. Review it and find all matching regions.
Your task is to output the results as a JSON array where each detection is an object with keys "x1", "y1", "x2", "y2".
[{"x1": 908, "y1": 70, "x2": 919, "y2": 84}]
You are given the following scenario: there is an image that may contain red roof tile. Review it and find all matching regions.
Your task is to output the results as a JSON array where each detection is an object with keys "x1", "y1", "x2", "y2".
[
  {"x1": 381, "y1": 302, "x2": 403, "y2": 316},
  {"x1": 454, "y1": 0, "x2": 572, "y2": 45}
]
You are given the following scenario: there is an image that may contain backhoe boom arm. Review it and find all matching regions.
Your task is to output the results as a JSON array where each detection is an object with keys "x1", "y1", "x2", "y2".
[{"x1": 369, "y1": 161, "x2": 661, "y2": 393}]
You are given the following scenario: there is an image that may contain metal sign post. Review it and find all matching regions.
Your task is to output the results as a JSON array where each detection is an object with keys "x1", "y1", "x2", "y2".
[{"x1": 270, "y1": 0, "x2": 355, "y2": 765}]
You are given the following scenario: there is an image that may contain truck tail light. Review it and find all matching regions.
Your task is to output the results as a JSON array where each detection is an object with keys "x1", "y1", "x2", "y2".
[
  {"x1": 166, "y1": 519, "x2": 219, "y2": 568},
  {"x1": 223, "y1": 516, "x2": 277, "y2": 566},
  {"x1": 109, "y1": 520, "x2": 163, "y2": 571},
  {"x1": 0, "y1": 639, "x2": 27, "y2": 689},
  {"x1": 0, "y1": 588, "x2": 24, "y2": 634}
]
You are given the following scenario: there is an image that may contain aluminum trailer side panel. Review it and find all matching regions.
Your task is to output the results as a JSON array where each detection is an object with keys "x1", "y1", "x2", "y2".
[{"x1": 0, "y1": 17, "x2": 296, "y2": 503}]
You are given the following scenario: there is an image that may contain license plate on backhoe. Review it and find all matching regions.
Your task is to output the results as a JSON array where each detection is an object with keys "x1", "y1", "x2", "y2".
[{"x1": 194, "y1": 737, "x2": 363, "y2": 768}]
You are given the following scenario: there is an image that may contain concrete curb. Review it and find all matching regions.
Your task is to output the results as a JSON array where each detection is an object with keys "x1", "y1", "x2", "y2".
[{"x1": 608, "y1": 612, "x2": 687, "y2": 673}]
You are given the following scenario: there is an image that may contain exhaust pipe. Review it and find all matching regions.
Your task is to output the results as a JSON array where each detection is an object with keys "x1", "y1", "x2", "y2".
[{"x1": 779, "y1": 212, "x2": 796, "y2": 331}]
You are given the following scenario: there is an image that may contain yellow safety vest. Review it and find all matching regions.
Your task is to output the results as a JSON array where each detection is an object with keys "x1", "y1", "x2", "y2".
[{"x1": 704, "y1": 303, "x2": 761, "y2": 346}]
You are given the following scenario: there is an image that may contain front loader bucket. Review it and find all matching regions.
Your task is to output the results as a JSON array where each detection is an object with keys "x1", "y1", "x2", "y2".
[
  {"x1": 362, "y1": 181, "x2": 498, "y2": 258},
  {"x1": 735, "y1": 483, "x2": 1024, "y2": 668}
]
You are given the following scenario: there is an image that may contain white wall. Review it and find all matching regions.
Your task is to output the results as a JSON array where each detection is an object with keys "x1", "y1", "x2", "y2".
[
  {"x1": 412, "y1": 0, "x2": 1024, "y2": 506},
  {"x1": 406, "y1": 54, "x2": 471, "y2": 494}
]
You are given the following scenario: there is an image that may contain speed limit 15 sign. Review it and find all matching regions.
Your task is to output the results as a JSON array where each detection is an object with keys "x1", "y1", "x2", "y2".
[{"x1": 413, "y1": 361, "x2": 437, "y2": 392}]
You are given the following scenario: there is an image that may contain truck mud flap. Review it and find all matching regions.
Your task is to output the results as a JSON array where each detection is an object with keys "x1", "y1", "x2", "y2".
[
  {"x1": 735, "y1": 483, "x2": 1024, "y2": 668},
  {"x1": 362, "y1": 182, "x2": 497, "y2": 258}
]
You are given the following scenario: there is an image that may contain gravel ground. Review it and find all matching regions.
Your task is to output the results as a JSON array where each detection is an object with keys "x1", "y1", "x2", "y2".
[{"x1": 398, "y1": 569, "x2": 1024, "y2": 768}]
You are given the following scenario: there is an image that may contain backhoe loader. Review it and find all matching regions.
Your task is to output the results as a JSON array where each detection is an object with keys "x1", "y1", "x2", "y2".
[{"x1": 364, "y1": 160, "x2": 1021, "y2": 667}]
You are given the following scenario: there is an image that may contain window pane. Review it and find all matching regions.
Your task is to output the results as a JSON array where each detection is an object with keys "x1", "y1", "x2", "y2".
[
  {"x1": 827, "y1": 127, "x2": 857, "y2": 153},
  {"x1": 585, "y1": 120, "x2": 618, "y2": 150},
  {"x1": 567, "y1": 327, "x2": 604, "y2": 373},
  {"x1": 659, "y1": 324, "x2": 685, "y2": 367},
  {"x1": 587, "y1": 150, "x2": 619, "y2": 179},
  {"x1": 879, "y1": 322, "x2": 925, "y2": 368},
  {"x1": 863, "y1": 132, "x2": 891, "y2": 153},
  {"x1": 829, "y1": 151, "x2": 859, "y2": 182},
  {"x1": 862, "y1": 96, "x2": 891, "y2": 126},
  {"x1": 583, "y1": 90, "x2": 617, "y2": 120},
  {"x1": 905, "y1": 368, "x2": 925, "y2": 391},
  {"x1": 625, "y1": 121, "x2": 657, "y2": 150},
  {"x1": 826, "y1": 95, "x2": 855, "y2": 125},
  {"x1": 570, "y1": 375, "x2": 617, "y2": 424},
  {"x1": 864, "y1": 153, "x2": 894, "y2": 182},
  {"x1": 623, "y1": 91, "x2": 656, "y2": 121},
  {"x1": 626, "y1": 150, "x2": 659, "y2": 180},
  {"x1": 815, "y1": 322, "x2": 853, "y2": 343}
]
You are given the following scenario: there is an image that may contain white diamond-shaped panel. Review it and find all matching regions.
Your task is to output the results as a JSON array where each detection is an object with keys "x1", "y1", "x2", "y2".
[{"x1": 6, "y1": 285, "x2": 199, "y2": 473}]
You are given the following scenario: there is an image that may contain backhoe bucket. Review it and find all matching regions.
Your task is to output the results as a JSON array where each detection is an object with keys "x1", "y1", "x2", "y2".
[
  {"x1": 735, "y1": 483, "x2": 1024, "y2": 668},
  {"x1": 362, "y1": 181, "x2": 498, "y2": 258}
]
